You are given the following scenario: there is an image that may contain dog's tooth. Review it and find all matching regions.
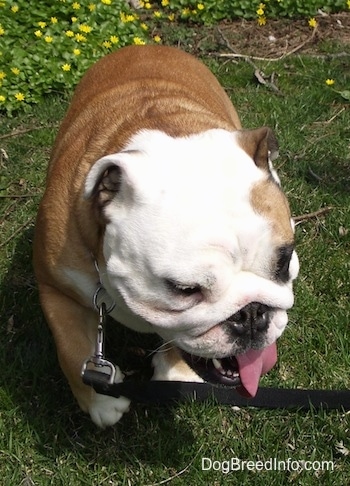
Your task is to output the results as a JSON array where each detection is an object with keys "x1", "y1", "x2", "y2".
[{"x1": 212, "y1": 358, "x2": 223, "y2": 371}]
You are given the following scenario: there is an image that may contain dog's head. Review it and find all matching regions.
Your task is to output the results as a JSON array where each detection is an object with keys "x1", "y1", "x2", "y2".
[{"x1": 85, "y1": 128, "x2": 299, "y2": 396}]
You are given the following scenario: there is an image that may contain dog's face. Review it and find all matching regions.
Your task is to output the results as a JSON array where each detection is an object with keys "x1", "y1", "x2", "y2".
[{"x1": 85, "y1": 128, "x2": 299, "y2": 396}]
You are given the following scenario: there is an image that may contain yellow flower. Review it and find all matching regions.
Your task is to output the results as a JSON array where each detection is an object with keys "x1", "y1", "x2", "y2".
[
  {"x1": 65, "y1": 30, "x2": 74, "y2": 37},
  {"x1": 72, "y1": 2, "x2": 80, "y2": 9},
  {"x1": 154, "y1": 10, "x2": 162, "y2": 18},
  {"x1": 79, "y1": 24, "x2": 93, "y2": 33},
  {"x1": 73, "y1": 48, "x2": 81, "y2": 55},
  {"x1": 61, "y1": 63, "x2": 71, "y2": 71},
  {"x1": 51, "y1": 17, "x2": 58, "y2": 23},
  {"x1": 144, "y1": 2, "x2": 152, "y2": 9},
  {"x1": 0, "y1": 71, "x2": 6, "y2": 80},
  {"x1": 133, "y1": 37, "x2": 146, "y2": 45},
  {"x1": 15, "y1": 92, "x2": 25, "y2": 101},
  {"x1": 71, "y1": 16, "x2": 78, "y2": 22},
  {"x1": 168, "y1": 13, "x2": 175, "y2": 21},
  {"x1": 11, "y1": 5, "x2": 19, "y2": 12},
  {"x1": 34, "y1": 30, "x2": 43, "y2": 37},
  {"x1": 38, "y1": 21, "x2": 47, "y2": 29},
  {"x1": 110, "y1": 35, "x2": 119, "y2": 44},
  {"x1": 11, "y1": 67, "x2": 20, "y2": 75},
  {"x1": 257, "y1": 7, "x2": 264, "y2": 16},
  {"x1": 257, "y1": 16, "x2": 267, "y2": 26},
  {"x1": 161, "y1": 0, "x2": 169, "y2": 6},
  {"x1": 197, "y1": 3, "x2": 204, "y2": 9},
  {"x1": 308, "y1": 18, "x2": 317, "y2": 28},
  {"x1": 102, "y1": 40, "x2": 112, "y2": 48},
  {"x1": 0, "y1": 26, "x2": 4, "y2": 35},
  {"x1": 88, "y1": 3, "x2": 96, "y2": 11},
  {"x1": 153, "y1": 35, "x2": 161, "y2": 43},
  {"x1": 75, "y1": 33, "x2": 87, "y2": 42},
  {"x1": 347, "y1": 0, "x2": 350, "y2": 8},
  {"x1": 101, "y1": 0, "x2": 111, "y2": 4},
  {"x1": 120, "y1": 12, "x2": 136, "y2": 23},
  {"x1": 325, "y1": 79, "x2": 335, "y2": 86},
  {"x1": 182, "y1": 8, "x2": 190, "y2": 15},
  {"x1": 0, "y1": 95, "x2": 5, "y2": 102},
  {"x1": 45, "y1": 36, "x2": 53, "y2": 43},
  {"x1": 141, "y1": 23, "x2": 148, "y2": 30}
]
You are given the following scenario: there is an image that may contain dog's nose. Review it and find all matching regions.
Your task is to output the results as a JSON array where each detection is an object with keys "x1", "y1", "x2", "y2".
[{"x1": 227, "y1": 302, "x2": 270, "y2": 337}]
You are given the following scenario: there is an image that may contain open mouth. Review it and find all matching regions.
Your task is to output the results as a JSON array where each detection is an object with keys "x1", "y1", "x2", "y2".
[{"x1": 181, "y1": 342, "x2": 277, "y2": 398}]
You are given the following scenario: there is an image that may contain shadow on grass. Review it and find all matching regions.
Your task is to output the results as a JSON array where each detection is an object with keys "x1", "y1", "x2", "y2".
[{"x1": 0, "y1": 228, "x2": 195, "y2": 468}]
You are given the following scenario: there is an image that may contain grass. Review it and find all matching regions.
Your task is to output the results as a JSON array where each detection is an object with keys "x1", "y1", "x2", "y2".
[{"x1": 1, "y1": 23, "x2": 350, "y2": 486}]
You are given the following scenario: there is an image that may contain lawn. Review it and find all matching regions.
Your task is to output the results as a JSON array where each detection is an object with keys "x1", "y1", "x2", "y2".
[{"x1": 0, "y1": 10, "x2": 349, "y2": 486}]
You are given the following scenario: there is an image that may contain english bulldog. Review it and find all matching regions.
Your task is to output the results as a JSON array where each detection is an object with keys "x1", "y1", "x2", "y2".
[{"x1": 33, "y1": 45, "x2": 299, "y2": 428}]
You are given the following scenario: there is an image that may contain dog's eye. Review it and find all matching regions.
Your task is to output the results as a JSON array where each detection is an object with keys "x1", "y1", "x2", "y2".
[
  {"x1": 276, "y1": 244, "x2": 294, "y2": 282},
  {"x1": 166, "y1": 280, "x2": 201, "y2": 296}
]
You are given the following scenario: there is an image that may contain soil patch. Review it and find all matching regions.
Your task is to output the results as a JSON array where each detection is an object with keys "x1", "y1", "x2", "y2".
[
  {"x1": 164, "y1": 12, "x2": 350, "y2": 58},
  {"x1": 215, "y1": 12, "x2": 350, "y2": 58}
]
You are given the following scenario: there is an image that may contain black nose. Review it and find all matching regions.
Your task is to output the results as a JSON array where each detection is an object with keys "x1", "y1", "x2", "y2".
[{"x1": 227, "y1": 302, "x2": 271, "y2": 337}]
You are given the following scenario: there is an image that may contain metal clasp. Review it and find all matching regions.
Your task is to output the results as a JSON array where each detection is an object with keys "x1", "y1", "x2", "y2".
[
  {"x1": 93, "y1": 284, "x2": 115, "y2": 314},
  {"x1": 81, "y1": 302, "x2": 116, "y2": 385}
]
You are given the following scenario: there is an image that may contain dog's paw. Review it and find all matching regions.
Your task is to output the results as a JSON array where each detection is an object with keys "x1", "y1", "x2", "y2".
[
  {"x1": 152, "y1": 348, "x2": 204, "y2": 383},
  {"x1": 88, "y1": 393, "x2": 130, "y2": 428},
  {"x1": 87, "y1": 365, "x2": 130, "y2": 427}
]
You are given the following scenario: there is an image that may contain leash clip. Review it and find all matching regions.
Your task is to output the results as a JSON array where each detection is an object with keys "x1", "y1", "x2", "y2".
[
  {"x1": 93, "y1": 284, "x2": 115, "y2": 314},
  {"x1": 81, "y1": 302, "x2": 116, "y2": 385}
]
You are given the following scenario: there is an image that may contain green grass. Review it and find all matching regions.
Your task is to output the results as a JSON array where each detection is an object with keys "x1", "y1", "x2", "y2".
[{"x1": 1, "y1": 30, "x2": 350, "y2": 485}]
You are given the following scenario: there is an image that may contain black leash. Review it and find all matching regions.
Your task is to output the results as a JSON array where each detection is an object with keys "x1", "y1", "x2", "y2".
[
  {"x1": 82, "y1": 369, "x2": 350, "y2": 411},
  {"x1": 81, "y1": 300, "x2": 350, "y2": 412}
]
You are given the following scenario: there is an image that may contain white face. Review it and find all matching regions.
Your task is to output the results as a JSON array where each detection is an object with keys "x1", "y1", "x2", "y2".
[{"x1": 85, "y1": 129, "x2": 299, "y2": 392}]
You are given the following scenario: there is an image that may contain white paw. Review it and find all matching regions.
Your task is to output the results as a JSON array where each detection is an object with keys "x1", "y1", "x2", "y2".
[
  {"x1": 88, "y1": 393, "x2": 130, "y2": 428},
  {"x1": 88, "y1": 365, "x2": 130, "y2": 427}
]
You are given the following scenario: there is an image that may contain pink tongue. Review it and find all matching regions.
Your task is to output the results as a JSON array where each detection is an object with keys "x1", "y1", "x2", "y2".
[{"x1": 236, "y1": 342, "x2": 277, "y2": 397}]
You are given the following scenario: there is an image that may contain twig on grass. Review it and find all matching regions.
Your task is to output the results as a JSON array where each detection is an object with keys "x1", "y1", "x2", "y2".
[
  {"x1": 0, "y1": 216, "x2": 34, "y2": 248},
  {"x1": 145, "y1": 463, "x2": 191, "y2": 486},
  {"x1": 145, "y1": 445, "x2": 204, "y2": 486},
  {"x1": 217, "y1": 27, "x2": 284, "y2": 95},
  {"x1": 0, "y1": 124, "x2": 58, "y2": 140},
  {"x1": 0, "y1": 194, "x2": 39, "y2": 199},
  {"x1": 313, "y1": 107, "x2": 346, "y2": 126},
  {"x1": 294, "y1": 206, "x2": 333, "y2": 223},
  {"x1": 216, "y1": 24, "x2": 318, "y2": 63}
]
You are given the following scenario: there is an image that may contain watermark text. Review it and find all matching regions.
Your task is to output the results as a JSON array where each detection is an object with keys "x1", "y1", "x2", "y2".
[{"x1": 201, "y1": 457, "x2": 334, "y2": 474}]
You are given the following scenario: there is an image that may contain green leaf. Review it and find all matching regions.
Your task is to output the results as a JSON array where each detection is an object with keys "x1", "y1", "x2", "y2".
[{"x1": 338, "y1": 90, "x2": 350, "y2": 101}]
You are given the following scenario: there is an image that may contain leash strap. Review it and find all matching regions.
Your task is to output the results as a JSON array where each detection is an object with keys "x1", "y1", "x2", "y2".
[{"x1": 82, "y1": 369, "x2": 350, "y2": 411}]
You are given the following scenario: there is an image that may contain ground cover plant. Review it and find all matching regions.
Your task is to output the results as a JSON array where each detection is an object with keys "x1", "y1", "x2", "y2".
[
  {"x1": 1, "y1": 1, "x2": 350, "y2": 485},
  {"x1": 0, "y1": 0, "x2": 349, "y2": 113}
]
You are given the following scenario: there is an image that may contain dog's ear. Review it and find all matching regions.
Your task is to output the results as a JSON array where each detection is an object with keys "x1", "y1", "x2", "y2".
[
  {"x1": 84, "y1": 151, "x2": 138, "y2": 208},
  {"x1": 237, "y1": 127, "x2": 279, "y2": 171}
]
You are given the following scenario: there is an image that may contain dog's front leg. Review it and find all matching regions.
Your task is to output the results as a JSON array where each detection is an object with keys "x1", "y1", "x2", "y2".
[{"x1": 38, "y1": 284, "x2": 130, "y2": 427}]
